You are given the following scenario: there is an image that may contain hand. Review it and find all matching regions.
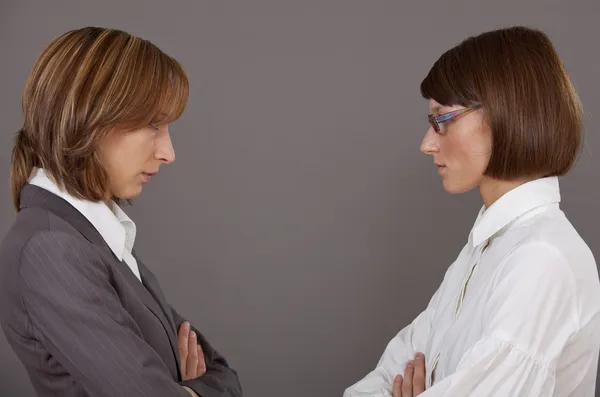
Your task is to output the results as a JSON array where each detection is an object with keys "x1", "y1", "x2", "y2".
[
  {"x1": 183, "y1": 386, "x2": 200, "y2": 396},
  {"x1": 393, "y1": 352, "x2": 426, "y2": 397},
  {"x1": 178, "y1": 321, "x2": 207, "y2": 380}
]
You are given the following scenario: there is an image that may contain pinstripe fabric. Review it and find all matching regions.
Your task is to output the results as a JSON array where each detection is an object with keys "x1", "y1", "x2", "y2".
[{"x1": 0, "y1": 184, "x2": 242, "y2": 397}]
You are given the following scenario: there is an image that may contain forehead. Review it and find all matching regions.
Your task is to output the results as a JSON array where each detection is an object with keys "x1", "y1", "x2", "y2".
[
  {"x1": 428, "y1": 99, "x2": 462, "y2": 114},
  {"x1": 429, "y1": 99, "x2": 443, "y2": 113}
]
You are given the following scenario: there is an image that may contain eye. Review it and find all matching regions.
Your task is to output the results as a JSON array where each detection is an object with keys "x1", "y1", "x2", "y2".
[
  {"x1": 434, "y1": 123, "x2": 448, "y2": 136},
  {"x1": 150, "y1": 123, "x2": 160, "y2": 131}
]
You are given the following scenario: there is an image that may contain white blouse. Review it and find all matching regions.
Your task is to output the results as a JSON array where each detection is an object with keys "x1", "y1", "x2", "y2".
[{"x1": 344, "y1": 177, "x2": 600, "y2": 396}]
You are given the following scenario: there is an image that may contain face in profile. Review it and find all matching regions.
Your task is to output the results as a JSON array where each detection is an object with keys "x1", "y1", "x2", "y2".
[
  {"x1": 98, "y1": 123, "x2": 175, "y2": 200},
  {"x1": 420, "y1": 99, "x2": 492, "y2": 194}
]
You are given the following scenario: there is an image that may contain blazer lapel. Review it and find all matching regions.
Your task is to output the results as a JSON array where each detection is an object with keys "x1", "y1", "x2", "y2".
[
  {"x1": 115, "y1": 259, "x2": 181, "y2": 379},
  {"x1": 134, "y1": 257, "x2": 182, "y2": 373}
]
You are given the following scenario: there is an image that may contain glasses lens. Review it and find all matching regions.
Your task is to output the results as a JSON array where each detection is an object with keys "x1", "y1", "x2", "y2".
[{"x1": 428, "y1": 115, "x2": 439, "y2": 132}]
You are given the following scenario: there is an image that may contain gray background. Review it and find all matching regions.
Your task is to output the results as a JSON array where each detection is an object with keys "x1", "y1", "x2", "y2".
[{"x1": 0, "y1": 1, "x2": 598, "y2": 396}]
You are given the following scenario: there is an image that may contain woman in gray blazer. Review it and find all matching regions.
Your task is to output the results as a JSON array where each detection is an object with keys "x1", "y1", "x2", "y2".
[{"x1": 0, "y1": 26, "x2": 242, "y2": 397}]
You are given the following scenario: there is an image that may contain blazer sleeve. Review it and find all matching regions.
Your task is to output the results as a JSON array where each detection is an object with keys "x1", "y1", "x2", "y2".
[
  {"x1": 171, "y1": 308, "x2": 243, "y2": 397},
  {"x1": 18, "y1": 229, "x2": 193, "y2": 397}
]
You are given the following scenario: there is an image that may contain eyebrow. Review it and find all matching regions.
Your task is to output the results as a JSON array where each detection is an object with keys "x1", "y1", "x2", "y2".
[{"x1": 430, "y1": 105, "x2": 443, "y2": 114}]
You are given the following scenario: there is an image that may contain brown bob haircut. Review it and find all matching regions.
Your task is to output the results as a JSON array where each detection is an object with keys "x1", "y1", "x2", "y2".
[
  {"x1": 420, "y1": 26, "x2": 583, "y2": 181},
  {"x1": 10, "y1": 27, "x2": 189, "y2": 211}
]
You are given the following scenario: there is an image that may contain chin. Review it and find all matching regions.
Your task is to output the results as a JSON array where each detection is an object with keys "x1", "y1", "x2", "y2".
[
  {"x1": 114, "y1": 186, "x2": 143, "y2": 200},
  {"x1": 442, "y1": 178, "x2": 477, "y2": 195}
]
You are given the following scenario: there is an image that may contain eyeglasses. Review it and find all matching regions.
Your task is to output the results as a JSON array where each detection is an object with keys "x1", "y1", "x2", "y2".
[{"x1": 428, "y1": 104, "x2": 482, "y2": 133}]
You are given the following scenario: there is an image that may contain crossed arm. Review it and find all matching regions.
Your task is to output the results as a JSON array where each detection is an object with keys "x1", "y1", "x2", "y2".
[
  {"x1": 171, "y1": 309, "x2": 242, "y2": 397},
  {"x1": 345, "y1": 243, "x2": 581, "y2": 397},
  {"x1": 17, "y1": 229, "x2": 241, "y2": 397}
]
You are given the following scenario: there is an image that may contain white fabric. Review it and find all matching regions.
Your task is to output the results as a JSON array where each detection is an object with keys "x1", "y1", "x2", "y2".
[
  {"x1": 28, "y1": 168, "x2": 141, "y2": 282},
  {"x1": 344, "y1": 177, "x2": 600, "y2": 397}
]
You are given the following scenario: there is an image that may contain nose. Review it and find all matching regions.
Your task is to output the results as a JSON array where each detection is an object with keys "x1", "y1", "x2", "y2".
[
  {"x1": 420, "y1": 127, "x2": 440, "y2": 155},
  {"x1": 155, "y1": 128, "x2": 176, "y2": 164}
]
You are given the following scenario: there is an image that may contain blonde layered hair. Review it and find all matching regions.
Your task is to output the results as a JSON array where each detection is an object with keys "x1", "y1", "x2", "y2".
[{"x1": 11, "y1": 26, "x2": 189, "y2": 210}]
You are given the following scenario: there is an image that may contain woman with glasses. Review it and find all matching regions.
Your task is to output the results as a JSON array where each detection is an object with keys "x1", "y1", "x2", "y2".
[{"x1": 344, "y1": 26, "x2": 600, "y2": 397}]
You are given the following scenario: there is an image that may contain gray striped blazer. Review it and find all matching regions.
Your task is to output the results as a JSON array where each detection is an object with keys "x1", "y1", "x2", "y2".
[{"x1": 0, "y1": 184, "x2": 242, "y2": 397}]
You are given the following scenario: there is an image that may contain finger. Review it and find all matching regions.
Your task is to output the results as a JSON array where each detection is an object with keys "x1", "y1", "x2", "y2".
[
  {"x1": 178, "y1": 322, "x2": 191, "y2": 376},
  {"x1": 402, "y1": 360, "x2": 414, "y2": 397},
  {"x1": 393, "y1": 374, "x2": 403, "y2": 397},
  {"x1": 187, "y1": 331, "x2": 199, "y2": 378},
  {"x1": 413, "y1": 353, "x2": 426, "y2": 395},
  {"x1": 197, "y1": 344, "x2": 207, "y2": 375}
]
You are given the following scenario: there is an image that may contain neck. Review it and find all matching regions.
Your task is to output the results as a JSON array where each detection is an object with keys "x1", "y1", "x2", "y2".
[{"x1": 479, "y1": 176, "x2": 537, "y2": 209}]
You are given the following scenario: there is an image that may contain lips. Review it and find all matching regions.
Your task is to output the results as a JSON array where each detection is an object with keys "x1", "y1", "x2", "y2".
[
  {"x1": 141, "y1": 171, "x2": 158, "y2": 183},
  {"x1": 435, "y1": 163, "x2": 446, "y2": 175}
]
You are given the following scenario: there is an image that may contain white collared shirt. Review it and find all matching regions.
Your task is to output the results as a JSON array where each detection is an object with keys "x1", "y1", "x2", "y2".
[
  {"x1": 28, "y1": 168, "x2": 142, "y2": 282},
  {"x1": 344, "y1": 177, "x2": 600, "y2": 397}
]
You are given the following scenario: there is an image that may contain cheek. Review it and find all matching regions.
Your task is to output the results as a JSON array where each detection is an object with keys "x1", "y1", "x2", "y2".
[
  {"x1": 450, "y1": 129, "x2": 491, "y2": 172},
  {"x1": 100, "y1": 136, "x2": 151, "y2": 178},
  {"x1": 103, "y1": 144, "x2": 130, "y2": 174},
  {"x1": 438, "y1": 135, "x2": 461, "y2": 164},
  {"x1": 98, "y1": 140, "x2": 119, "y2": 172},
  {"x1": 467, "y1": 136, "x2": 492, "y2": 172}
]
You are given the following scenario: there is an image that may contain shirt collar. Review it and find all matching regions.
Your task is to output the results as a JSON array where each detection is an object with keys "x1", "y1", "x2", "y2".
[
  {"x1": 470, "y1": 176, "x2": 561, "y2": 248},
  {"x1": 28, "y1": 168, "x2": 136, "y2": 260}
]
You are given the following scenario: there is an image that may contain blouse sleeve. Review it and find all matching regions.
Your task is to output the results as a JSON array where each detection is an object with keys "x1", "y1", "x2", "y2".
[
  {"x1": 417, "y1": 241, "x2": 582, "y2": 396},
  {"x1": 343, "y1": 273, "x2": 449, "y2": 397}
]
